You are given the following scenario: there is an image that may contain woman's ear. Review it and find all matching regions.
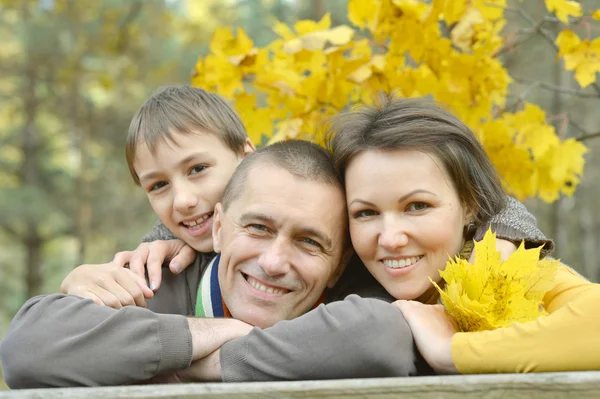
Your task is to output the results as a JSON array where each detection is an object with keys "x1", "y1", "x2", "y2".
[{"x1": 212, "y1": 203, "x2": 223, "y2": 253}]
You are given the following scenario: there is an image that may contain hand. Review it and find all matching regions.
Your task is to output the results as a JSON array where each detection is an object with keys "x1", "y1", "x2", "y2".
[
  {"x1": 61, "y1": 263, "x2": 154, "y2": 309},
  {"x1": 188, "y1": 318, "x2": 253, "y2": 362},
  {"x1": 112, "y1": 239, "x2": 197, "y2": 291},
  {"x1": 393, "y1": 300, "x2": 459, "y2": 374},
  {"x1": 469, "y1": 238, "x2": 517, "y2": 263}
]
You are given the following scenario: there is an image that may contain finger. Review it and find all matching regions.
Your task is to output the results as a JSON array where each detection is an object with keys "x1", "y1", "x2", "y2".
[
  {"x1": 146, "y1": 241, "x2": 171, "y2": 291},
  {"x1": 101, "y1": 277, "x2": 138, "y2": 308},
  {"x1": 76, "y1": 291, "x2": 104, "y2": 307},
  {"x1": 128, "y1": 245, "x2": 150, "y2": 281},
  {"x1": 169, "y1": 245, "x2": 197, "y2": 274},
  {"x1": 112, "y1": 251, "x2": 134, "y2": 268},
  {"x1": 83, "y1": 286, "x2": 124, "y2": 310},
  {"x1": 124, "y1": 268, "x2": 155, "y2": 301},
  {"x1": 112, "y1": 271, "x2": 147, "y2": 307}
]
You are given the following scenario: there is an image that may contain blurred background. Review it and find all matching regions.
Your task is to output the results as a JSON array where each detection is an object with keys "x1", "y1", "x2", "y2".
[{"x1": 0, "y1": 0, "x2": 599, "y2": 388}]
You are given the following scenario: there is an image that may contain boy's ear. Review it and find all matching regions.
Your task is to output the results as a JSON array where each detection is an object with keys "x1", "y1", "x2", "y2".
[
  {"x1": 212, "y1": 203, "x2": 223, "y2": 253},
  {"x1": 327, "y1": 247, "x2": 354, "y2": 289},
  {"x1": 242, "y1": 138, "x2": 256, "y2": 158}
]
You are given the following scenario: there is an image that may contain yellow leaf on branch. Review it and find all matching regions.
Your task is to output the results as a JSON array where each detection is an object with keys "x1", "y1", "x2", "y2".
[
  {"x1": 431, "y1": 229, "x2": 559, "y2": 332},
  {"x1": 545, "y1": 0, "x2": 582, "y2": 24}
]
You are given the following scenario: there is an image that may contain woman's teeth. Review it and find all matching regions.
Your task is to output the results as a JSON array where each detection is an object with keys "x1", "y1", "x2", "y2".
[{"x1": 383, "y1": 256, "x2": 423, "y2": 269}]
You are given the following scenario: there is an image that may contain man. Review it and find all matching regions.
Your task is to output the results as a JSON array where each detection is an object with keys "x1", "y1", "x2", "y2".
[{"x1": 0, "y1": 140, "x2": 417, "y2": 388}]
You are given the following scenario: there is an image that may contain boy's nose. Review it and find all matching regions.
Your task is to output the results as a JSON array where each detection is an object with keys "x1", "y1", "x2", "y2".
[{"x1": 173, "y1": 189, "x2": 198, "y2": 212}]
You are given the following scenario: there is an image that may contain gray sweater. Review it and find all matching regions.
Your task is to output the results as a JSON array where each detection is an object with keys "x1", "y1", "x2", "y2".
[{"x1": 0, "y1": 196, "x2": 552, "y2": 387}]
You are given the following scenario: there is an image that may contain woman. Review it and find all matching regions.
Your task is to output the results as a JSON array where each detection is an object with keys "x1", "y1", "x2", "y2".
[{"x1": 327, "y1": 94, "x2": 600, "y2": 374}]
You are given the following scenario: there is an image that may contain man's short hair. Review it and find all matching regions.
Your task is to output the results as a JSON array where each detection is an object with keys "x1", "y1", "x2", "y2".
[
  {"x1": 125, "y1": 85, "x2": 249, "y2": 185},
  {"x1": 220, "y1": 140, "x2": 344, "y2": 211}
]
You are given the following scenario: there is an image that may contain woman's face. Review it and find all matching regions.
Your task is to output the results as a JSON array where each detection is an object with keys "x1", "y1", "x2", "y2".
[{"x1": 345, "y1": 149, "x2": 471, "y2": 301}]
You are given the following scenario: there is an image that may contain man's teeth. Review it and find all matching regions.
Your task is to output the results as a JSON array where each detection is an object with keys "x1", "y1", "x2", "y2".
[
  {"x1": 247, "y1": 276, "x2": 286, "y2": 295},
  {"x1": 383, "y1": 256, "x2": 423, "y2": 269},
  {"x1": 182, "y1": 213, "x2": 213, "y2": 227}
]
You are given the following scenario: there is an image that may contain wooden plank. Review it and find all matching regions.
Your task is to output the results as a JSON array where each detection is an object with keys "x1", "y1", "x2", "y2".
[{"x1": 1, "y1": 372, "x2": 599, "y2": 399}]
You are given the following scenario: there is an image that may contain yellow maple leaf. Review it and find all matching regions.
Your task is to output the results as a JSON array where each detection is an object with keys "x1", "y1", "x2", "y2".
[
  {"x1": 348, "y1": 0, "x2": 381, "y2": 31},
  {"x1": 545, "y1": 0, "x2": 582, "y2": 24},
  {"x1": 431, "y1": 229, "x2": 559, "y2": 332},
  {"x1": 593, "y1": 9, "x2": 600, "y2": 20},
  {"x1": 451, "y1": 8, "x2": 485, "y2": 52}
]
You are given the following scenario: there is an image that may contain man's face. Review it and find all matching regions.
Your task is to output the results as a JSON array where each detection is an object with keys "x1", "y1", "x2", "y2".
[
  {"x1": 213, "y1": 165, "x2": 347, "y2": 328},
  {"x1": 134, "y1": 130, "x2": 254, "y2": 253}
]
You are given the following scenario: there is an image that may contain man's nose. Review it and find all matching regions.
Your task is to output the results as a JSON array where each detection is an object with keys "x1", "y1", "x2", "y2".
[
  {"x1": 378, "y1": 218, "x2": 409, "y2": 251},
  {"x1": 257, "y1": 239, "x2": 291, "y2": 276},
  {"x1": 173, "y1": 182, "x2": 198, "y2": 212}
]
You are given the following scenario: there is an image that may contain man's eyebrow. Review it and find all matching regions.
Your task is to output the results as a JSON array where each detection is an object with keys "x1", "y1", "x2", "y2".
[
  {"x1": 239, "y1": 212, "x2": 276, "y2": 225},
  {"x1": 138, "y1": 152, "x2": 211, "y2": 182}
]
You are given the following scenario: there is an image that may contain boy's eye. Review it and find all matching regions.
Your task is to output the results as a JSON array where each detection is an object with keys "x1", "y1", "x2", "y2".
[
  {"x1": 353, "y1": 209, "x2": 378, "y2": 219},
  {"x1": 149, "y1": 181, "x2": 167, "y2": 192},
  {"x1": 190, "y1": 165, "x2": 207, "y2": 175},
  {"x1": 407, "y1": 202, "x2": 429, "y2": 212}
]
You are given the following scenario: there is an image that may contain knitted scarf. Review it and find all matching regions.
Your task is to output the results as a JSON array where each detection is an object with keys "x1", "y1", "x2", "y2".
[{"x1": 195, "y1": 254, "x2": 325, "y2": 318}]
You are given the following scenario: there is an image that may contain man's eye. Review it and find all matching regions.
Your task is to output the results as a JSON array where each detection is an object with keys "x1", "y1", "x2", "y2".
[
  {"x1": 407, "y1": 202, "x2": 429, "y2": 212},
  {"x1": 149, "y1": 181, "x2": 167, "y2": 192},
  {"x1": 249, "y1": 224, "x2": 269, "y2": 233},
  {"x1": 301, "y1": 237, "x2": 321, "y2": 248},
  {"x1": 354, "y1": 209, "x2": 378, "y2": 218},
  {"x1": 190, "y1": 165, "x2": 207, "y2": 175}
]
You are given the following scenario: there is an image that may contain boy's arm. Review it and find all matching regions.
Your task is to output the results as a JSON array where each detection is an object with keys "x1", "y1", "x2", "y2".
[
  {"x1": 0, "y1": 295, "x2": 249, "y2": 388},
  {"x1": 142, "y1": 220, "x2": 178, "y2": 243},
  {"x1": 181, "y1": 295, "x2": 420, "y2": 382},
  {"x1": 475, "y1": 196, "x2": 554, "y2": 258}
]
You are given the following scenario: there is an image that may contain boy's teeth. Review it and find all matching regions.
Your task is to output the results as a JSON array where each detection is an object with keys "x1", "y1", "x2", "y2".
[
  {"x1": 247, "y1": 276, "x2": 286, "y2": 295},
  {"x1": 383, "y1": 256, "x2": 422, "y2": 269},
  {"x1": 183, "y1": 213, "x2": 213, "y2": 227}
]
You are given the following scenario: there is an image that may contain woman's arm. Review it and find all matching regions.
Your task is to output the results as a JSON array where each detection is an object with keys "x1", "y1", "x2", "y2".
[{"x1": 453, "y1": 264, "x2": 600, "y2": 373}]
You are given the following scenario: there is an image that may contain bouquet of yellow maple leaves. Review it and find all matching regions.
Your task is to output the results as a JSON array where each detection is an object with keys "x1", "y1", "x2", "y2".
[{"x1": 431, "y1": 229, "x2": 559, "y2": 332}]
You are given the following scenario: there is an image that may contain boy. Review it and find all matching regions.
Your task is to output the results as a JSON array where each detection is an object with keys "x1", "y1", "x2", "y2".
[{"x1": 62, "y1": 85, "x2": 254, "y2": 305}]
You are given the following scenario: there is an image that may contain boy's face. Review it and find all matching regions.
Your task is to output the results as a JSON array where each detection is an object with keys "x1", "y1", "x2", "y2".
[{"x1": 134, "y1": 130, "x2": 254, "y2": 253}]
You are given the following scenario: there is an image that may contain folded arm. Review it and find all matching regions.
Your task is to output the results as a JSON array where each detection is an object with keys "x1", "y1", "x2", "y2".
[
  {"x1": 0, "y1": 295, "x2": 250, "y2": 388},
  {"x1": 214, "y1": 295, "x2": 419, "y2": 382}
]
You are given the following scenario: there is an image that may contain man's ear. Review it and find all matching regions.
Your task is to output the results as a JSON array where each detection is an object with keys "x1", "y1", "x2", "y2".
[
  {"x1": 212, "y1": 203, "x2": 223, "y2": 253},
  {"x1": 242, "y1": 138, "x2": 256, "y2": 158},
  {"x1": 327, "y1": 247, "x2": 354, "y2": 289}
]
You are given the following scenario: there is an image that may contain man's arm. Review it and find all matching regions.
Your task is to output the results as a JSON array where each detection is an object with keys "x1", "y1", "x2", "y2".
[
  {"x1": 184, "y1": 295, "x2": 420, "y2": 382},
  {"x1": 0, "y1": 295, "x2": 249, "y2": 388}
]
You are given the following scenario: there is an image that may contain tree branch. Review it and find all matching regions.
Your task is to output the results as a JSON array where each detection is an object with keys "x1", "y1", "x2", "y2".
[
  {"x1": 576, "y1": 131, "x2": 600, "y2": 142},
  {"x1": 512, "y1": 77, "x2": 600, "y2": 98}
]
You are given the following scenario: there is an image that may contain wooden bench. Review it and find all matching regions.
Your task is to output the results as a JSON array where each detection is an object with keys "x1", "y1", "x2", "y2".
[{"x1": 1, "y1": 372, "x2": 599, "y2": 398}]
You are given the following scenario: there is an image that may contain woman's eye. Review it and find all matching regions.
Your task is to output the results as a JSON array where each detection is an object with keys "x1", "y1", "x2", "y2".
[
  {"x1": 149, "y1": 181, "x2": 167, "y2": 192},
  {"x1": 190, "y1": 165, "x2": 207, "y2": 175},
  {"x1": 354, "y1": 209, "x2": 378, "y2": 218},
  {"x1": 407, "y1": 202, "x2": 429, "y2": 212}
]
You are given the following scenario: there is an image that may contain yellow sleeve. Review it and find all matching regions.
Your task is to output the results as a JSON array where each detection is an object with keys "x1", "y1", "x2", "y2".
[{"x1": 452, "y1": 265, "x2": 600, "y2": 373}]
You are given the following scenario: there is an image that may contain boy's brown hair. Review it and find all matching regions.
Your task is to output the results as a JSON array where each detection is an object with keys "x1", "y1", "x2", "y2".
[{"x1": 126, "y1": 85, "x2": 249, "y2": 185}]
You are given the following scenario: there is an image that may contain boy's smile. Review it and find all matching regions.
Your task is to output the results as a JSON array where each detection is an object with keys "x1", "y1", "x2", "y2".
[{"x1": 134, "y1": 129, "x2": 253, "y2": 253}]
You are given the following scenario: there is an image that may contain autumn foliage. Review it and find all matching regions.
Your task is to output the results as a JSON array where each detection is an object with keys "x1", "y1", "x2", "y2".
[
  {"x1": 431, "y1": 229, "x2": 559, "y2": 332},
  {"x1": 191, "y1": 0, "x2": 599, "y2": 203}
]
